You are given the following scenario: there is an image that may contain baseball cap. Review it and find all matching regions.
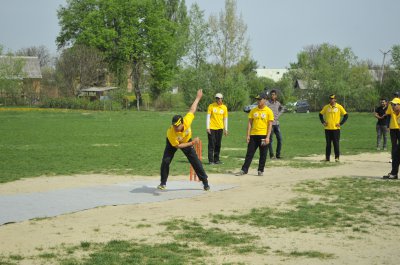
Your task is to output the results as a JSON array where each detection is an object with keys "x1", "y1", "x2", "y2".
[
  {"x1": 329, "y1": 94, "x2": 336, "y2": 99},
  {"x1": 391, "y1": 98, "x2": 400, "y2": 105},
  {"x1": 172, "y1": 115, "x2": 183, "y2": 126},
  {"x1": 255, "y1": 92, "x2": 268, "y2": 100},
  {"x1": 393, "y1": 91, "x2": 400, "y2": 97},
  {"x1": 215, "y1": 93, "x2": 223, "y2": 99}
]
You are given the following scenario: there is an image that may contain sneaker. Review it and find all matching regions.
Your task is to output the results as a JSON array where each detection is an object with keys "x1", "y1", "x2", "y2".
[
  {"x1": 203, "y1": 185, "x2": 210, "y2": 191},
  {"x1": 214, "y1": 160, "x2": 223, "y2": 164},
  {"x1": 321, "y1": 159, "x2": 330, "y2": 162},
  {"x1": 383, "y1": 173, "x2": 398, "y2": 179},
  {"x1": 257, "y1": 171, "x2": 263, "y2": 176},
  {"x1": 270, "y1": 156, "x2": 276, "y2": 160},
  {"x1": 335, "y1": 158, "x2": 340, "y2": 162},
  {"x1": 276, "y1": 156, "x2": 283, "y2": 159},
  {"x1": 383, "y1": 147, "x2": 387, "y2": 151},
  {"x1": 235, "y1": 170, "x2": 246, "y2": 176},
  {"x1": 157, "y1": 184, "x2": 166, "y2": 190},
  {"x1": 389, "y1": 159, "x2": 392, "y2": 163},
  {"x1": 377, "y1": 147, "x2": 381, "y2": 151},
  {"x1": 208, "y1": 162, "x2": 215, "y2": 165}
]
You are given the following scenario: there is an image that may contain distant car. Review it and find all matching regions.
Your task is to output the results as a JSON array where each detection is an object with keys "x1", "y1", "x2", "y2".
[
  {"x1": 294, "y1": 100, "x2": 310, "y2": 113},
  {"x1": 243, "y1": 102, "x2": 258, "y2": 113}
]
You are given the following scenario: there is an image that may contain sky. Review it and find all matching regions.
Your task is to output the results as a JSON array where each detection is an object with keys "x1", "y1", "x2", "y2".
[{"x1": 0, "y1": 0, "x2": 399, "y2": 69}]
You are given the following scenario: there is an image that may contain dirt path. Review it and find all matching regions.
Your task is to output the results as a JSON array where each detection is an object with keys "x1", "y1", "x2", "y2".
[{"x1": 0, "y1": 152, "x2": 398, "y2": 265}]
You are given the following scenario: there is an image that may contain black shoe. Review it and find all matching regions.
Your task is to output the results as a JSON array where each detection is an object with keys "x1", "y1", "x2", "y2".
[
  {"x1": 203, "y1": 185, "x2": 210, "y2": 191},
  {"x1": 214, "y1": 160, "x2": 223, "y2": 164},
  {"x1": 276, "y1": 156, "x2": 282, "y2": 159},
  {"x1": 383, "y1": 173, "x2": 398, "y2": 179}
]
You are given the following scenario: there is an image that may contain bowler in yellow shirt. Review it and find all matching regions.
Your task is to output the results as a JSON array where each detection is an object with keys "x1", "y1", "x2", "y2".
[
  {"x1": 383, "y1": 97, "x2": 400, "y2": 179},
  {"x1": 319, "y1": 94, "x2": 348, "y2": 162},
  {"x1": 159, "y1": 89, "x2": 210, "y2": 191},
  {"x1": 206, "y1": 93, "x2": 228, "y2": 164}
]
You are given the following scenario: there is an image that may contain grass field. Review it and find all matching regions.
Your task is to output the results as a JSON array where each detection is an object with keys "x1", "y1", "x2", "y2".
[{"x1": 0, "y1": 109, "x2": 378, "y2": 183}]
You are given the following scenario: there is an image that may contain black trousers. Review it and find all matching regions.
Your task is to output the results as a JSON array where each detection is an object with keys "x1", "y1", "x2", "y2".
[
  {"x1": 160, "y1": 138, "x2": 208, "y2": 185},
  {"x1": 390, "y1": 129, "x2": 400, "y2": 175},
  {"x1": 241, "y1": 135, "x2": 268, "y2": 173},
  {"x1": 325, "y1": 130, "x2": 340, "y2": 161},
  {"x1": 207, "y1": 129, "x2": 223, "y2": 163},
  {"x1": 390, "y1": 129, "x2": 400, "y2": 159}
]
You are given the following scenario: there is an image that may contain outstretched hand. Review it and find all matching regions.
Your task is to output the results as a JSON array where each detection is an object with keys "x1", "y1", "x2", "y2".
[{"x1": 196, "y1": 89, "x2": 203, "y2": 99}]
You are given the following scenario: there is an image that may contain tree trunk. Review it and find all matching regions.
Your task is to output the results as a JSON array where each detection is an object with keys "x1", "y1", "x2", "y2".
[{"x1": 132, "y1": 61, "x2": 142, "y2": 111}]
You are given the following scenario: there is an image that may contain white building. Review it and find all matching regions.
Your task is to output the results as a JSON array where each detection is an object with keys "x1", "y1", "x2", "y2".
[{"x1": 255, "y1": 68, "x2": 288, "y2": 82}]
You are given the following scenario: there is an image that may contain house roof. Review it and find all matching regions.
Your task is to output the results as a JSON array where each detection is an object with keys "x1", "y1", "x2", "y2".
[
  {"x1": 256, "y1": 68, "x2": 288, "y2": 82},
  {"x1": 0, "y1": 56, "x2": 42, "y2": 79},
  {"x1": 79, "y1": 87, "x2": 117, "y2": 92}
]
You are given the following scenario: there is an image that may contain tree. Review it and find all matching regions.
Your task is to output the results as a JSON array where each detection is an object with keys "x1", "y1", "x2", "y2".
[
  {"x1": 291, "y1": 43, "x2": 356, "y2": 109},
  {"x1": 0, "y1": 53, "x2": 25, "y2": 105},
  {"x1": 57, "y1": 0, "x2": 189, "y2": 110},
  {"x1": 15, "y1": 45, "x2": 52, "y2": 68},
  {"x1": 208, "y1": 0, "x2": 249, "y2": 77},
  {"x1": 56, "y1": 45, "x2": 106, "y2": 96},
  {"x1": 185, "y1": 3, "x2": 210, "y2": 69}
]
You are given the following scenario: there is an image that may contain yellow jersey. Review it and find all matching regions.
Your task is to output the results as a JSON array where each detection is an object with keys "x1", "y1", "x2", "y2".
[
  {"x1": 167, "y1": 113, "x2": 194, "y2": 147},
  {"x1": 207, "y1": 102, "x2": 228, "y2": 130},
  {"x1": 248, "y1": 106, "x2": 274, "y2": 135},
  {"x1": 386, "y1": 104, "x2": 400, "y2": 129},
  {"x1": 320, "y1": 103, "x2": 347, "y2": 130}
]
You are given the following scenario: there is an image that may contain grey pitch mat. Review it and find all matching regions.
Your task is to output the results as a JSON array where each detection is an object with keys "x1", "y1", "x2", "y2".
[{"x1": 0, "y1": 180, "x2": 235, "y2": 225}]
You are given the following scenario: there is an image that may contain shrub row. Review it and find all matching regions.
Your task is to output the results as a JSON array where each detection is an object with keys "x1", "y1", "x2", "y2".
[{"x1": 39, "y1": 97, "x2": 123, "y2": 111}]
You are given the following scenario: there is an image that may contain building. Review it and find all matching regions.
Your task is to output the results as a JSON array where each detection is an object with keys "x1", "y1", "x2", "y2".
[
  {"x1": 0, "y1": 56, "x2": 42, "y2": 101},
  {"x1": 255, "y1": 68, "x2": 288, "y2": 82}
]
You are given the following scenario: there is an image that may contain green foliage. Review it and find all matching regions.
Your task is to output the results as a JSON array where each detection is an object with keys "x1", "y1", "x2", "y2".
[
  {"x1": 39, "y1": 97, "x2": 122, "y2": 111},
  {"x1": 0, "y1": 55, "x2": 25, "y2": 105}
]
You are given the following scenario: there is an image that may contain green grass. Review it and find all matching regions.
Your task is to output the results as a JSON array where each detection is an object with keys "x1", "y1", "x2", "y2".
[
  {"x1": 211, "y1": 177, "x2": 400, "y2": 230},
  {"x1": 0, "y1": 109, "x2": 378, "y2": 183}
]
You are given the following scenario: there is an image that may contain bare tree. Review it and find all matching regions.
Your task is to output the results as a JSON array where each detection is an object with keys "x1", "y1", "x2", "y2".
[
  {"x1": 15, "y1": 45, "x2": 52, "y2": 68},
  {"x1": 208, "y1": 0, "x2": 249, "y2": 76}
]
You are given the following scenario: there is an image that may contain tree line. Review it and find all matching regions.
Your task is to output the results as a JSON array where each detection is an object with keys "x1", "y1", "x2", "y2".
[{"x1": 1, "y1": 0, "x2": 399, "y2": 111}]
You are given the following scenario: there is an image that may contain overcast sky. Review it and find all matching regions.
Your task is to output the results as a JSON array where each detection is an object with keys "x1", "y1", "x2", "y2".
[{"x1": 1, "y1": 0, "x2": 399, "y2": 68}]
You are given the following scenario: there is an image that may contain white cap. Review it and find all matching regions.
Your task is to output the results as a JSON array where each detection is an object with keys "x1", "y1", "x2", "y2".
[{"x1": 215, "y1": 93, "x2": 223, "y2": 99}]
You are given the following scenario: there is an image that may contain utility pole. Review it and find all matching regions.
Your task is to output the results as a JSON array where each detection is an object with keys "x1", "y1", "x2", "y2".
[{"x1": 380, "y1": 49, "x2": 391, "y2": 85}]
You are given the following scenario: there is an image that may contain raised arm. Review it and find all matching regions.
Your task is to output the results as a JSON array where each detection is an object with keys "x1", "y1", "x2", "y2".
[{"x1": 189, "y1": 89, "x2": 203, "y2": 114}]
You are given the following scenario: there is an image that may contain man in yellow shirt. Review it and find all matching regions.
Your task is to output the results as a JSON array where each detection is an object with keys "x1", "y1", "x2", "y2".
[
  {"x1": 236, "y1": 92, "x2": 274, "y2": 176},
  {"x1": 319, "y1": 94, "x2": 348, "y2": 162},
  {"x1": 158, "y1": 89, "x2": 210, "y2": 191},
  {"x1": 206, "y1": 93, "x2": 228, "y2": 165},
  {"x1": 385, "y1": 92, "x2": 400, "y2": 163},
  {"x1": 383, "y1": 97, "x2": 400, "y2": 179}
]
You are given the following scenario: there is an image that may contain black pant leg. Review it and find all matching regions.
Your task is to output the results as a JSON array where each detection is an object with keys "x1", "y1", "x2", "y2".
[
  {"x1": 268, "y1": 131, "x2": 274, "y2": 158},
  {"x1": 258, "y1": 140, "x2": 268, "y2": 172},
  {"x1": 207, "y1": 131, "x2": 215, "y2": 163},
  {"x1": 391, "y1": 130, "x2": 400, "y2": 175},
  {"x1": 390, "y1": 129, "x2": 398, "y2": 159},
  {"x1": 325, "y1": 130, "x2": 332, "y2": 161},
  {"x1": 332, "y1": 130, "x2": 341, "y2": 159},
  {"x1": 274, "y1": 125, "x2": 283, "y2": 157},
  {"x1": 181, "y1": 145, "x2": 209, "y2": 185},
  {"x1": 242, "y1": 135, "x2": 260, "y2": 173},
  {"x1": 214, "y1": 129, "x2": 223, "y2": 162},
  {"x1": 160, "y1": 139, "x2": 177, "y2": 185}
]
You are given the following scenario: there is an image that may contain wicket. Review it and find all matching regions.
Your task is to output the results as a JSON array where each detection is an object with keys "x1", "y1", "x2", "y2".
[{"x1": 189, "y1": 139, "x2": 202, "y2": 181}]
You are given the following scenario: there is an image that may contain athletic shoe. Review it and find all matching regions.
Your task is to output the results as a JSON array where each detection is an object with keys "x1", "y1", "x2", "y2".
[
  {"x1": 214, "y1": 160, "x2": 223, "y2": 164},
  {"x1": 270, "y1": 156, "x2": 276, "y2": 160},
  {"x1": 258, "y1": 171, "x2": 263, "y2": 176},
  {"x1": 389, "y1": 159, "x2": 392, "y2": 163},
  {"x1": 383, "y1": 147, "x2": 387, "y2": 151},
  {"x1": 235, "y1": 170, "x2": 246, "y2": 176},
  {"x1": 320, "y1": 159, "x2": 330, "y2": 162},
  {"x1": 157, "y1": 184, "x2": 166, "y2": 190},
  {"x1": 276, "y1": 156, "x2": 283, "y2": 159},
  {"x1": 208, "y1": 162, "x2": 215, "y2": 165},
  {"x1": 382, "y1": 173, "x2": 398, "y2": 179},
  {"x1": 335, "y1": 158, "x2": 340, "y2": 163},
  {"x1": 203, "y1": 185, "x2": 210, "y2": 191}
]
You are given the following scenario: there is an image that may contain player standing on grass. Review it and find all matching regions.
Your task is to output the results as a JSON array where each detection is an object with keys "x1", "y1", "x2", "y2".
[
  {"x1": 206, "y1": 93, "x2": 228, "y2": 165},
  {"x1": 319, "y1": 94, "x2": 348, "y2": 162},
  {"x1": 158, "y1": 89, "x2": 210, "y2": 191},
  {"x1": 383, "y1": 98, "x2": 400, "y2": 179},
  {"x1": 236, "y1": 92, "x2": 274, "y2": 176}
]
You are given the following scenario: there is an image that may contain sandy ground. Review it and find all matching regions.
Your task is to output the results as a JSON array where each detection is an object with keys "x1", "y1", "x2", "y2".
[{"x1": 0, "y1": 152, "x2": 399, "y2": 265}]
